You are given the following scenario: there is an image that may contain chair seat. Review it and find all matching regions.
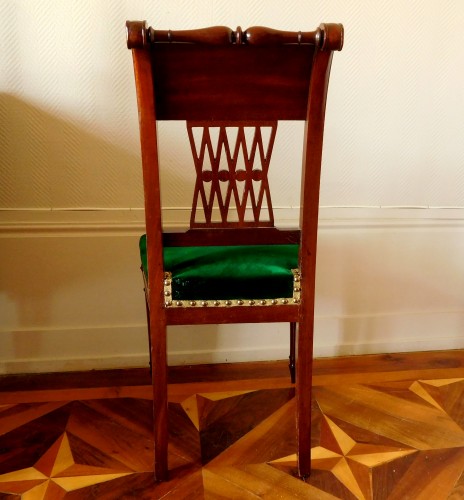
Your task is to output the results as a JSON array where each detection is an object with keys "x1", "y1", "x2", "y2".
[{"x1": 139, "y1": 234, "x2": 299, "y2": 300}]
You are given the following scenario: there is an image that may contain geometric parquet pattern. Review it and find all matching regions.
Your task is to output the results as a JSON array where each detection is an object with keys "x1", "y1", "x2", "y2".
[{"x1": 1, "y1": 374, "x2": 464, "y2": 498}]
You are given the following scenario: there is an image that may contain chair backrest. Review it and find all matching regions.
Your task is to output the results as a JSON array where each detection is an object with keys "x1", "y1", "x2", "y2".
[{"x1": 127, "y1": 20, "x2": 343, "y2": 255}]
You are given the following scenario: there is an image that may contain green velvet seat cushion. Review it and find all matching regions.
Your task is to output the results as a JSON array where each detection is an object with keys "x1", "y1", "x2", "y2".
[{"x1": 139, "y1": 234, "x2": 298, "y2": 300}]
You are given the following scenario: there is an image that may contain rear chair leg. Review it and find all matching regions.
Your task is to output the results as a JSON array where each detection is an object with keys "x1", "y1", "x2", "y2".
[
  {"x1": 296, "y1": 314, "x2": 314, "y2": 479},
  {"x1": 150, "y1": 314, "x2": 168, "y2": 481},
  {"x1": 289, "y1": 322, "x2": 296, "y2": 383},
  {"x1": 144, "y1": 297, "x2": 152, "y2": 370},
  {"x1": 141, "y1": 266, "x2": 168, "y2": 480},
  {"x1": 141, "y1": 266, "x2": 152, "y2": 370}
]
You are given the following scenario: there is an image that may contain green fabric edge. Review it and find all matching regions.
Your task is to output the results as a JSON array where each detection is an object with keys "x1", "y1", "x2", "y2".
[{"x1": 139, "y1": 234, "x2": 298, "y2": 300}]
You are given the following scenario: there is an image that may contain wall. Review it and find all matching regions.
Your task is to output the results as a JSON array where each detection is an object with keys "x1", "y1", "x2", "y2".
[{"x1": 1, "y1": 1, "x2": 463, "y2": 373}]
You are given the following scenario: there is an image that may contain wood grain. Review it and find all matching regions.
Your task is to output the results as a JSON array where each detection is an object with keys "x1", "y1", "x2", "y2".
[{"x1": 1, "y1": 351, "x2": 464, "y2": 498}]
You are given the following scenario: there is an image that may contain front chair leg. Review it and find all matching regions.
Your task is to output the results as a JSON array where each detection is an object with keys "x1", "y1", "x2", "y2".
[{"x1": 289, "y1": 322, "x2": 296, "y2": 383}]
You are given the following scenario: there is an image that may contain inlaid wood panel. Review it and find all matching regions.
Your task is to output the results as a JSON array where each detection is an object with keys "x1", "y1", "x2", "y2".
[{"x1": 1, "y1": 353, "x2": 464, "y2": 498}]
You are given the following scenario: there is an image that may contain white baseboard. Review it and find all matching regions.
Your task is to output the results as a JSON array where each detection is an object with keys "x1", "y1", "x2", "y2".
[
  {"x1": 2, "y1": 311, "x2": 462, "y2": 374},
  {"x1": 0, "y1": 354, "x2": 150, "y2": 376},
  {"x1": 0, "y1": 325, "x2": 149, "y2": 375}
]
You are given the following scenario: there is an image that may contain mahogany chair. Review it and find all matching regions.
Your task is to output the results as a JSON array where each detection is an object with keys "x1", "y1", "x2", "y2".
[{"x1": 126, "y1": 20, "x2": 343, "y2": 481}]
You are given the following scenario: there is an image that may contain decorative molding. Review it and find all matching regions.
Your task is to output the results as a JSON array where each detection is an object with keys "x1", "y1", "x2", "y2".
[
  {"x1": 0, "y1": 209, "x2": 146, "y2": 236},
  {"x1": 1, "y1": 207, "x2": 463, "y2": 236}
]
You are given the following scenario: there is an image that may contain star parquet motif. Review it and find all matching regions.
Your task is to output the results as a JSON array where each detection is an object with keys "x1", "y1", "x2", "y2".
[{"x1": 1, "y1": 378, "x2": 464, "y2": 498}]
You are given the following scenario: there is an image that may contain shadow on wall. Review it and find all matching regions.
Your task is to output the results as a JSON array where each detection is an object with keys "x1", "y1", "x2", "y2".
[
  {"x1": 0, "y1": 93, "x2": 143, "y2": 208},
  {"x1": 0, "y1": 94, "x2": 150, "y2": 367},
  {"x1": 0, "y1": 94, "x2": 225, "y2": 369}
]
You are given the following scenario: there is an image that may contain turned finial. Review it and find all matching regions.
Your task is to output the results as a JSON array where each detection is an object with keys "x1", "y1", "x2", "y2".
[{"x1": 126, "y1": 21, "x2": 343, "y2": 50}]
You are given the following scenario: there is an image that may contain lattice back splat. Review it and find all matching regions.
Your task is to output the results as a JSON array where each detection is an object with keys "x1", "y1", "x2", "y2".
[{"x1": 188, "y1": 121, "x2": 277, "y2": 228}]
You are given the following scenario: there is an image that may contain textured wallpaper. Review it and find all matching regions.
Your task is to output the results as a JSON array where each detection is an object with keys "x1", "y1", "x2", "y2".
[{"x1": 1, "y1": 0, "x2": 463, "y2": 211}]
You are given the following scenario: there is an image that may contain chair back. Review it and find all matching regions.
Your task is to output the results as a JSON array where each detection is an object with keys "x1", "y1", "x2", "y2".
[{"x1": 127, "y1": 22, "x2": 343, "y2": 247}]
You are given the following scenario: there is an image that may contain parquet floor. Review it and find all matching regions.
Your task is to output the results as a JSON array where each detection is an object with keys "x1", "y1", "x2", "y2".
[{"x1": 1, "y1": 350, "x2": 464, "y2": 499}]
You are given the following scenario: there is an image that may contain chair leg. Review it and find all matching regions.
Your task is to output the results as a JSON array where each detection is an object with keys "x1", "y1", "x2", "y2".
[
  {"x1": 141, "y1": 266, "x2": 152, "y2": 370},
  {"x1": 144, "y1": 296, "x2": 152, "y2": 371},
  {"x1": 289, "y1": 322, "x2": 296, "y2": 384},
  {"x1": 149, "y1": 312, "x2": 169, "y2": 481},
  {"x1": 296, "y1": 315, "x2": 314, "y2": 479}
]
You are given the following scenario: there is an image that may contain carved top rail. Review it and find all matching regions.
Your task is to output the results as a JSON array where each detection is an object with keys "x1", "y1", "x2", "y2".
[{"x1": 126, "y1": 21, "x2": 343, "y2": 51}]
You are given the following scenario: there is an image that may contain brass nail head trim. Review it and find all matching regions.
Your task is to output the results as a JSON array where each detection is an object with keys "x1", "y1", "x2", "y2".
[{"x1": 163, "y1": 269, "x2": 301, "y2": 308}]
